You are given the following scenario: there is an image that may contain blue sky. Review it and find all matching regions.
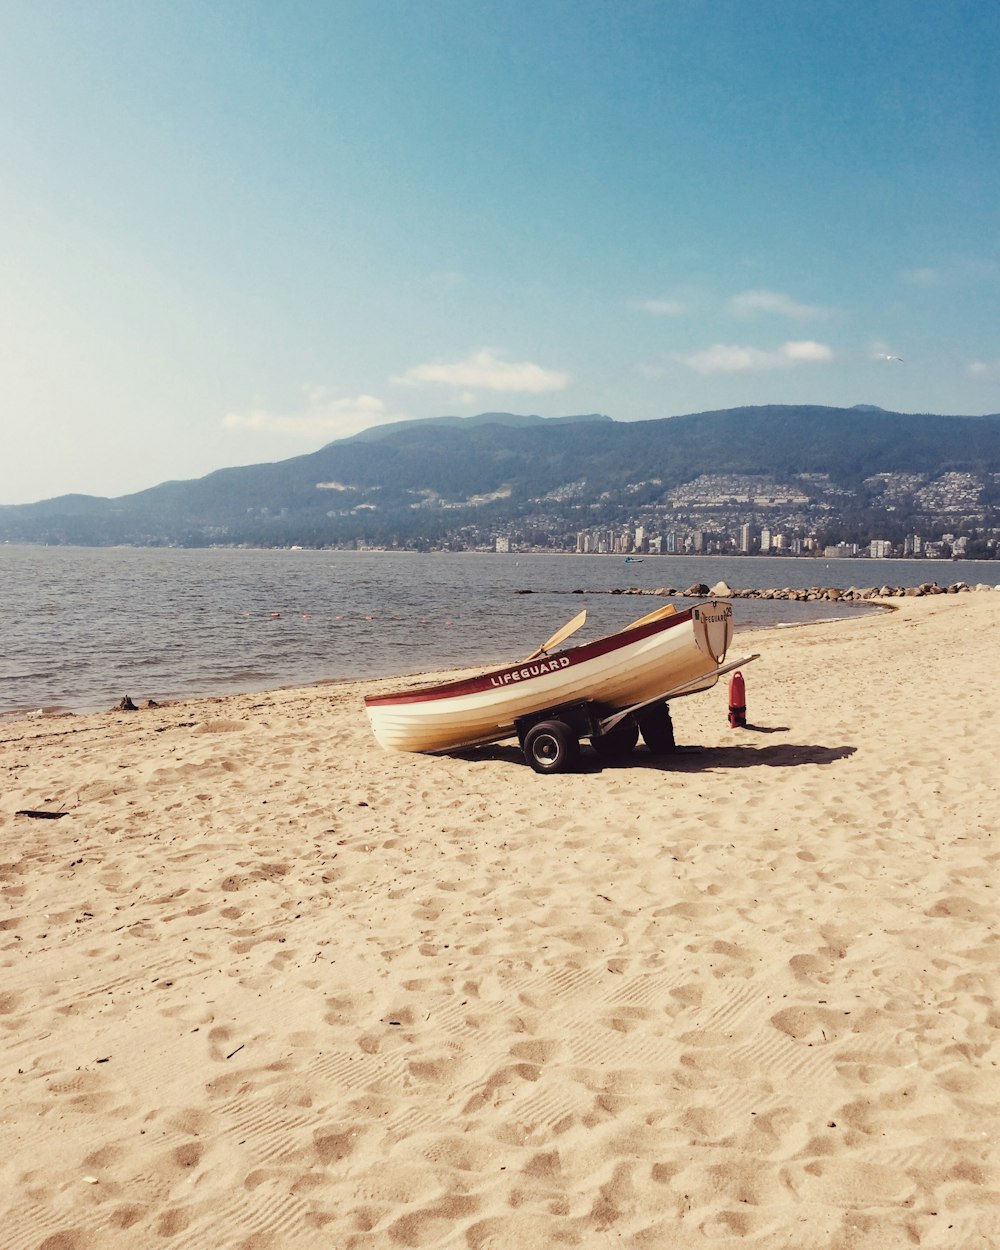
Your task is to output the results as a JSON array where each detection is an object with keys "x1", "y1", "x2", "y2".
[{"x1": 2, "y1": 0, "x2": 998, "y2": 504}]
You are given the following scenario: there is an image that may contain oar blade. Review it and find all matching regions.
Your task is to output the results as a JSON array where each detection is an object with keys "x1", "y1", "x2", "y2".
[
  {"x1": 623, "y1": 602, "x2": 676, "y2": 631},
  {"x1": 524, "y1": 609, "x2": 587, "y2": 661}
]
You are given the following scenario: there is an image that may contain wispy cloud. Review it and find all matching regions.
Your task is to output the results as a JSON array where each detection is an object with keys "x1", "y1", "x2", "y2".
[
  {"x1": 223, "y1": 389, "x2": 405, "y2": 438},
  {"x1": 635, "y1": 297, "x2": 686, "y2": 317},
  {"x1": 728, "y1": 289, "x2": 830, "y2": 319},
  {"x1": 677, "y1": 340, "x2": 833, "y2": 374},
  {"x1": 969, "y1": 359, "x2": 1000, "y2": 378},
  {"x1": 899, "y1": 267, "x2": 940, "y2": 287},
  {"x1": 394, "y1": 348, "x2": 570, "y2": 393},
  {"x1": 899, "y1": 259, "x2": 998, "y2": 288}
]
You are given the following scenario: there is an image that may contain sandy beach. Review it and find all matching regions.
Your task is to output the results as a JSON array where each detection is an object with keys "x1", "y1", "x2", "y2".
[{"x1": 2, "y1": 592, "x2": 998, "y2": 1250}]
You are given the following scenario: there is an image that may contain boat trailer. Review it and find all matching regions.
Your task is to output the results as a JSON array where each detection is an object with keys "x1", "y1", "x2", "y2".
[{"x1": 513, "y1": 653, "x2": 759, "y2": 774}]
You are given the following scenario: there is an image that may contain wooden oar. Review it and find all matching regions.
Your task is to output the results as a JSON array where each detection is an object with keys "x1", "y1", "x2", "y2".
[
  {"x1": 524, "y1": 609, "x2": 587, "y2": 661},
  {"x1": 623, "y1": 601, "x2": 677, "y2": 631}
]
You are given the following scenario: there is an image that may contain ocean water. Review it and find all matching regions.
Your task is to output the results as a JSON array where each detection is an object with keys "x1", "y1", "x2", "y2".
[{"x1": 1, "y1": 545, "x2": 993, "y2": 717}]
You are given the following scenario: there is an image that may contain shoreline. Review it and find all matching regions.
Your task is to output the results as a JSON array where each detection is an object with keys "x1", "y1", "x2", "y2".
[
  {"x1": 0, "y1": 588, "x2": 938, "y2": 735},
  {"x1": 3, "y1": 581, "x2": 991, "y2": 725}
]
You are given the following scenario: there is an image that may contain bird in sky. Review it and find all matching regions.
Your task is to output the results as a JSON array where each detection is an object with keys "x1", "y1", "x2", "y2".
[{"x1": 876, "y1": 352, "x2": 904, "y2": 362}]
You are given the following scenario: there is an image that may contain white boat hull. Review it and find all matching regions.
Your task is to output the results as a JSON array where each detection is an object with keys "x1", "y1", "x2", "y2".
[{"x1": 365, "y1": 601, "x2": 734, "y2": 754}]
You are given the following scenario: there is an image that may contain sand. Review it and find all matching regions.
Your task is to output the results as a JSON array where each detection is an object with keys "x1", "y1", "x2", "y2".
[{"x1": 1, "y1": 592, "x2": 998, "y2": 1250}]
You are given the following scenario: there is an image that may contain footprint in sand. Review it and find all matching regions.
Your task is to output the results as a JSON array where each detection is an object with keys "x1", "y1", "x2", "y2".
[{"x1": 312, "y1": 1122, "x2": 368, "y2": 1164}]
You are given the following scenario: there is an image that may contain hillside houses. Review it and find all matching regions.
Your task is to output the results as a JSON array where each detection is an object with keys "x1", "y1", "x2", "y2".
[{"x1": 666, "y1": 474, "x2": 811, "y2": 508}]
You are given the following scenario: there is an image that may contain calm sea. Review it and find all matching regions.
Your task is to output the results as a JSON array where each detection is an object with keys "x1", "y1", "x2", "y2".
[{"x1": 1, "y1": 546, "x2": 994, "y2": 718}]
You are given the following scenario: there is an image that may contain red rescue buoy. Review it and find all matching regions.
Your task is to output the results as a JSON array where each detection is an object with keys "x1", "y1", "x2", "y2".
[{"x1": 728, "y1": 671, "x2": 747, "y2": 728}]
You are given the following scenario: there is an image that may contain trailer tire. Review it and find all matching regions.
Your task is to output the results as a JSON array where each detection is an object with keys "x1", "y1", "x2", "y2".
[
  {"x1": 637, "y1": 702, "x2": 676, "y2": 754},
  {"x1": 591, "y1": 714, "x2": 639, "y2": 761},
  {"x1": 523, "y1": 720, "x2": 579, "y2": 774}
]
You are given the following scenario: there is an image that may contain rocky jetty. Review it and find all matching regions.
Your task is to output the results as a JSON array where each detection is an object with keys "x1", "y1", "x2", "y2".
[
  {"x1": 528, "y1": 581, "x2": 998, "y2": 601},
  {"x1": 593, "y1": 581, "x2": 997, "y2": 602}
]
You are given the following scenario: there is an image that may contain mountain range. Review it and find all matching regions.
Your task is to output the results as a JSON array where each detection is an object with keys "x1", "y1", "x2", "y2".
[{"x1": 3, "y1": 405, "x2": 999, "y2": 549}]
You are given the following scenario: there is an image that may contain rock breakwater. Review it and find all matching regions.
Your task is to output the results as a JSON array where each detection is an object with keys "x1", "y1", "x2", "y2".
[
  {"x1": 644, "y1": 580, "x2": 996, "y2": 601},
  {"x1": 515, "y1": 580, "x2": 999, "y2": 602}
]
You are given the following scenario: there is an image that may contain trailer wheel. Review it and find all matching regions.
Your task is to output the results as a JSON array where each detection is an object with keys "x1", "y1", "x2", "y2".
[
  {"x1": 523, "y1": 719, "x2": 579, "y2": 774},
  {"x1": 637, "y1": 702, "x2": 676, "y2": 754},
  {"x1": 591, "y1": 714, "x2": 639, "y2": 761}
]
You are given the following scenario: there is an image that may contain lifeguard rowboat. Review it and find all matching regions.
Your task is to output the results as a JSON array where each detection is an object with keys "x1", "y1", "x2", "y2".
[{"x1": 364, "y1": 600, "x2": 751, "y2": 767}]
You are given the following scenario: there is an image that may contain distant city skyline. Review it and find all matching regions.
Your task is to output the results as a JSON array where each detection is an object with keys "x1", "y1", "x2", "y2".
[{"x1": 3, "y1": 1, "x2": 999, "y2": 505}]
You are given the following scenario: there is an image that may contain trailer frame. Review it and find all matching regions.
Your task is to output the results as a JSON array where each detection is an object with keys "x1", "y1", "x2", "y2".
[{"x1": 513, "y1": 652, "x2": 759, "y2": 773}]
